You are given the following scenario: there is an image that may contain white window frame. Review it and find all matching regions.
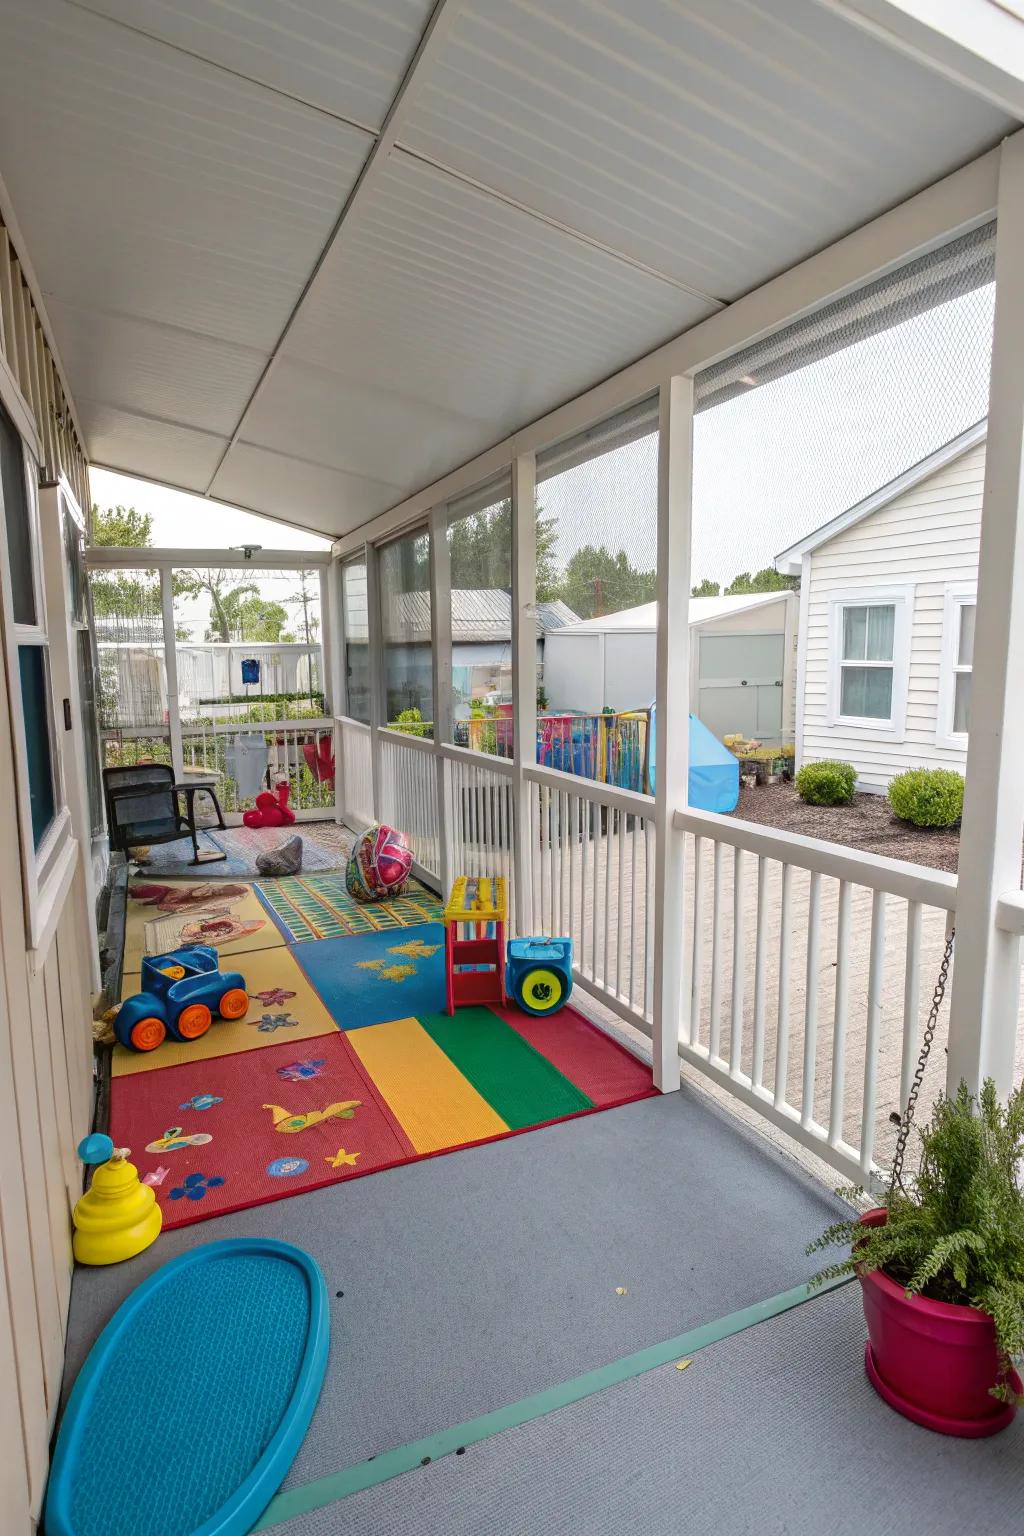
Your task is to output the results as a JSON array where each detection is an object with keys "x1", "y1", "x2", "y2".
[
  {"x1": 826, "y1": 585, "x2": 914, "y2": 740},
  {"x1": 936, "y1": 582, "x2": 976, "y2": 751},
  {"x1": 0, "y1": 418, "x2": 75, "y2": 957}
]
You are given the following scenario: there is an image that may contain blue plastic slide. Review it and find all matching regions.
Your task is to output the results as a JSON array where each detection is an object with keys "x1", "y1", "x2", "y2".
[{"x1": 647, "y1": 707, "x2": 740, "y2": 812}]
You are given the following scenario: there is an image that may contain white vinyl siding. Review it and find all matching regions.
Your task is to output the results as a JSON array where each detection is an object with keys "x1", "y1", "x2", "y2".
[{"x1": 800, "y1": 441, "x2": 984, "y2": 791}]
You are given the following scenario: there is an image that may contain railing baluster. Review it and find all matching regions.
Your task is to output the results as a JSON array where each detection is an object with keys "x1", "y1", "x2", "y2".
[
  {"x1": 580, "y1": 796, "x2": 590, "y2": 975},
  {"x1": 729, "y1": 846, "x2": 745, "y2": 1079},
  {"x1": 592, "y1": 802, "x2": 602, "y2": 985},
  {"x1": 860, "y1": 890, "x2": 887, "y2": 1176},
  {"x1": 751, "y1": 856, "x2": 768, "y2": 1089},
  {"x1": 616, "y1": 804, "x2": 627, "y2": 1002},
  {"x1": 564, "y1": 792, "x2": 574, "y2": 933},
  {"x1": 709, "y1": 840, "x2": 725, "y2": 1062},
  {"x1": 548, "y1": 784, "x2": 557, "y2": 939},
  {"x1": 568, "y1": 792, "x2": 577, "y2": 958},
  {"x1": 899, "y1": 900, "x2": 922, "y2": 1118},
  {"x1": 801, "y1": 871, "x2": 822, "y2": 1129},
  {"x1": 690, "y1": 835, "x2": 705, "y2": 1048},
  {"x1": 828, "y1": 879, "x2": 852, "y2": 1148},
  {"x1": 644, "y1": 816, "x2": 655, "y2": 1020},
  {"x1": 774, "y1": 862, "x2": 793, "y2": 1110},
  {"x1": 628, "y1": 811, "x2": 638, "y2": 1011},
  {"x1": 603, "y1": 806, "x2": 613, "y2": 991}
]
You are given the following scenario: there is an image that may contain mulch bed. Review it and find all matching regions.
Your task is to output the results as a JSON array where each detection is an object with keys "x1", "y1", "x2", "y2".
[{"x1": 732, "y1": 783, "x2": 959, "y2": 873}]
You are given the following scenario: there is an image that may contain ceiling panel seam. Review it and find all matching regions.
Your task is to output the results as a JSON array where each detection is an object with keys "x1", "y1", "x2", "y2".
[
  {"x1": 388, "y1": 145, "x2": 727, "y2": 306},
  {"x1": 204, "y1": 0, "x2": 468, "y2": 500},
  {"x1": 61, "y1": 0, "x2": 382, "y2": 138}
]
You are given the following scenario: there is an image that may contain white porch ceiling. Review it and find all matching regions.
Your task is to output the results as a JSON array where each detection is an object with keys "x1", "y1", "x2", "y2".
[{"x1": 0, "y1": 0, "x2": 1016, "y2": 537}]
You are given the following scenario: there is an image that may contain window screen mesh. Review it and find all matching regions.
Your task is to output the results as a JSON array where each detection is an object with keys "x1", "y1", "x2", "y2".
[{"x1": 690, "y1": 222, "x2": 995, "y2": 589}]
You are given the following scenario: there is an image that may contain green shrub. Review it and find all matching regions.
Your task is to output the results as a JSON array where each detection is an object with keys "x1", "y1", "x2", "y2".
[
  {"x1": 794, "y1": 759, "x2": 856, "y2": 806},
  {"x1": 887, "y1": 767, "x2": 964, "y2": 828}
]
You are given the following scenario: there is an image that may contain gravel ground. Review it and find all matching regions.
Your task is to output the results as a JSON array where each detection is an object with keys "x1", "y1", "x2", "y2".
[{"x1": 733, "y1": 782, "x2": 959, "y2": 873}]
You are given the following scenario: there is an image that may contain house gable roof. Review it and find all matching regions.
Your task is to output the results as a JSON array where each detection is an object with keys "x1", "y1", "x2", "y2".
[{"x1": 774, "y1": 419, "x2": 987, "y2": 575}]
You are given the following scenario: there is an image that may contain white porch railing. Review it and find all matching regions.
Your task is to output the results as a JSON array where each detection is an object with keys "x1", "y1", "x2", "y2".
[
  {"x1": 378, "y1": 728, "x2": 440, "y2": 880},
  {"x1": 337, "y1": 717, "x2": 373, "y2": 827},
  {"x1": 527, "y1": 764, "x2": 654, "y2": 1033},
  {"x1": 673, "y1": 808, "x2": 958, "y2": 1186},
  {"x1": 443, "y1": 745, "x2": 515, "y2": 903},
  {"x1": 101, "y1": 718, "x2": 336, "y2": 823}
]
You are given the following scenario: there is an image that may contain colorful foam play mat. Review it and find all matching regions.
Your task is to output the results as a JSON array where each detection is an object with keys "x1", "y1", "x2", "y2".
[
  {"x1": 108, "y1": 1004, "x2": 656, "y2": 1228},
  {"x1": 255, "y1": 872, "x2": 443, "y2": 942},
  {"x1": 123, "y1": 878, "x2": 284, "y2": 971},
  {"x1": 113, "y1": 946, "x2": 338, "y2": 1078},
  {"x1": 292, "y1": 924, "x2": 447, "y2": 1030}
]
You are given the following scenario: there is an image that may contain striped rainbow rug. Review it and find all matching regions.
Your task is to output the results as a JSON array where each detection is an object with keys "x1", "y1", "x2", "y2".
[
  {"x1": 107, "y1": 1002, "x2": 656, "y2": 1228},
  {"x1": 256, "y1": 873, "x2": 443, "y2": 941}
]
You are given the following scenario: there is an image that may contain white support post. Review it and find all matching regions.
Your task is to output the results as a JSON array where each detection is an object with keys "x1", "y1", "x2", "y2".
[
  {"x1": 429, "y1": 502, "x2": 454, "y2": 898},
  {"x1": 160, "y1": 567, "x2": 184, "y2": 781},
  {"x1": 320, "y1": 563, "x2": 343, "y2": 823},
  {"x1": 512, "y1": 452, "x2": 537, "y2": 936},
  {"x1": 364, "y1": 541, "x2": 384, "y2": 823},
  {"x1": 652, "y1": 376, "x2": 694, "y2": 1092},
  {"x1": 947, "y1": 129, "x2": 1024, "y2": 1098}
]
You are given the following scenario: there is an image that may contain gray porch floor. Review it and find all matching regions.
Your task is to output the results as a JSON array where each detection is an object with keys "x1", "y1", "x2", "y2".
[
  {"x1": 273, "y1": 1281, "x2": 1023, "y2": 1536},
  {"x1": 63, "y1": 1083, "x2": 1019, "y2": 1535}
]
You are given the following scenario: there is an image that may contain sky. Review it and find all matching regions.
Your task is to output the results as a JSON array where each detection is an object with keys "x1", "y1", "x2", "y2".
[
  {"x1": 88, "y1": 282, "x2": 994, "y2": 599},
  {"x1": 88, "y1": 468, "x2": 332, "y2": 553}
]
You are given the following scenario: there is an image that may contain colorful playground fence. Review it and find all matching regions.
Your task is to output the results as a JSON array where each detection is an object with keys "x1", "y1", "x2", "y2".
[{"x1": 458, "y1": 711, "x2": 651, "y2": 793}]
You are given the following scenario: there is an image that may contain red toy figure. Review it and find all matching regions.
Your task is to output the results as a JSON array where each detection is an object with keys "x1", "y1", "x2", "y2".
[{"x1": 242, "y1": 780, "x2": 296, "y2": 829}]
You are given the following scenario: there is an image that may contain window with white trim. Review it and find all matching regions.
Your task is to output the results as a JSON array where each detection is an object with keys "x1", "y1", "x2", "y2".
[
  {"x1": 937, "y1": 585, "x2": 976, "y2": 747},
  {"x1": 0, "y1": 399, "x2": 72, "y2": 949},
  {"x1": 827, "y1": 588, "x2": 912, "y2": 736}
]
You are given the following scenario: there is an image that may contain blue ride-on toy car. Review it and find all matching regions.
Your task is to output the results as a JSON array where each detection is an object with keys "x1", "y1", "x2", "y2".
[
  {"x1": 506, "y1": 937, "x2": 573, "y2": 1017},
  {"x1": 115, "y1": 945, "x2": 249, "y2": 1052}
]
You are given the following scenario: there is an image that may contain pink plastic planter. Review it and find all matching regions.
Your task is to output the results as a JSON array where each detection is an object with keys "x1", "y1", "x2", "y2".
[{"x1": 858, "y1": 1208, "x2": 1020, "y2": 1436}]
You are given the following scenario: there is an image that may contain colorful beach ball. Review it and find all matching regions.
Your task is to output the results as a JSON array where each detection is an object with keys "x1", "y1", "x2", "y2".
[{"x1": 346, "y1": 823, "x2": 413, "y2": 903}]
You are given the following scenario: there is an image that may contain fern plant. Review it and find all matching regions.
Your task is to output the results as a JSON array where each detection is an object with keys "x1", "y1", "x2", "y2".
[{"x1": 808, "y1": 1079, "x2": 1024, "y2": 1401}]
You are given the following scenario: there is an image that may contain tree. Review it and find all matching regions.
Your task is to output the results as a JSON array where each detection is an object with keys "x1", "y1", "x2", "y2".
[
  {"x1": 691, "y1": 577, "x2": 721, "y2": 597},
  {"x1": 448, "y1": 497, "x2": 561, "y2": 600},
  {"x1": 216, "y1": 587, "x2": 293, "y2": 643},
  {"x1": 91, "y1": 503, "x2": 154, "y2": 547},
  {"x1": 724, "y1": 567, "x2": 800, "y2": 595},
  {"x1": 88, "y1": 503, "x2": 161, "y2": 624},
  {"x1": 559, "y1": 544, "x2": 656, "y2": 620},
  {"x1": 287, "y1": 569, "x2": 320, "y2": 646}
]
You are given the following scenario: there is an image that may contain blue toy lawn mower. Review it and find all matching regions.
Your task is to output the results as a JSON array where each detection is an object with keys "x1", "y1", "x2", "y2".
[
  {"x1": 507, "y1": 937, "x2": 573, "y2": 1017},
  {"x1": 115, "y1": 945, "x2": 249, "y2": 1053}
]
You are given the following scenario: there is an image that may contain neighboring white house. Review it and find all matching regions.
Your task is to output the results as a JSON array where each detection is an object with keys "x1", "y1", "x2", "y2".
[
  {"x1": 776, "y1": 420, "x2": 984, "y2": 792},
  {"x1": 542, "y1": 592, "x2": 798, "y2": 743}
]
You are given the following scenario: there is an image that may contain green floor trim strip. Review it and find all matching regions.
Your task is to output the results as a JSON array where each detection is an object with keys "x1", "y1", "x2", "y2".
[
  {"x1": 417, "y1": 1007, "x2": 593, "y2": 1128},
  {"x1": 255, "y1": 1274, "x2": 854, "y2": 1531}
]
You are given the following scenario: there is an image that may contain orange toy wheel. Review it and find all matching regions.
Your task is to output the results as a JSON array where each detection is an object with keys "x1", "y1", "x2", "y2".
[
  {"x1": 130, "y1": 1016, "x2": 166, "y2": 1052},
  {"x1": 176, "y1": 1003, "x2": 212, "y2": 1040},
  {"x1": 218, "y1": 987, "x2": 249, "y2": 1020}
]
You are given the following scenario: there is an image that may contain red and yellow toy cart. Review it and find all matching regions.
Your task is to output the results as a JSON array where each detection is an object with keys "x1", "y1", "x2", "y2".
[{"x1": 443, "y1": 875, "x2": 508, "y2": 1013}]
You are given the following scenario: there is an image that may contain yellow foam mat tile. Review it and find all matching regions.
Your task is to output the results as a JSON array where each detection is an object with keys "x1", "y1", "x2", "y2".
[
  {"x1": 347, "y1": 1015, "x2": 508, "y2": 1155},
  {"x1": 112, "y1": 946, "x2": 336, "y2": 1076}
]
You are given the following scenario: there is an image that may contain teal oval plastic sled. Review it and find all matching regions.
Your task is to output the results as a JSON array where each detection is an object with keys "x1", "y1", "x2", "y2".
[{"x1": 45, "y1": 1238, "x2": 329, "y2": 1536}]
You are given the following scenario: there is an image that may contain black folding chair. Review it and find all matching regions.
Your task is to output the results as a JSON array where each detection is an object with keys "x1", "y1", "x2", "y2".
[{"x1": 102, "y1": 763, "x2": 227, "y2": 866}]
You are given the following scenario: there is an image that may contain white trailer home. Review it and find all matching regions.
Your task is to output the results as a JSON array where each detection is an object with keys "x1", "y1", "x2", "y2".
[
  {"x1": 777, "y1": 422, "x2": 985, "y2": 791},
  {"x1": 542, "y1": 593, "x2": 798, "y2": 744}
]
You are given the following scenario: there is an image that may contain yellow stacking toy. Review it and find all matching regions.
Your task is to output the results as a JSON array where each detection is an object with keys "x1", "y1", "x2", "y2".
[{"x1": 72, "y1": 1133, "x2": 162, "y2": 1265}]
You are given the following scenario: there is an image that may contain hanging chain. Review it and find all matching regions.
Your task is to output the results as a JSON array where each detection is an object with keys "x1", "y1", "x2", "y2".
[{"x1": 888, "y1": 925, "x2": 955, "y2": 1196}]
